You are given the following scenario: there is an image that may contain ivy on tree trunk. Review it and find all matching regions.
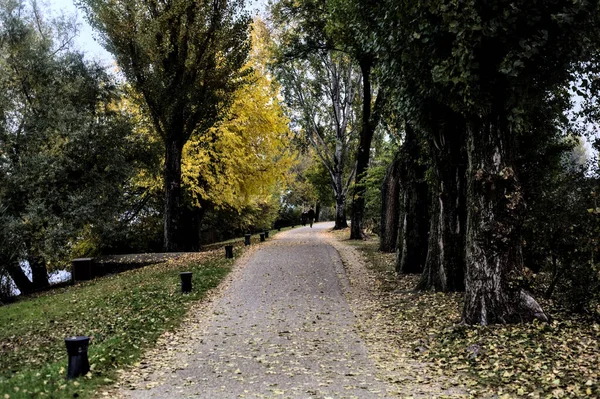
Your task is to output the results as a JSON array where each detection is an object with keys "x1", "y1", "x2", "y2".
[{"x1": 462, "y1": 111, "x2": 547, "y2": 325}]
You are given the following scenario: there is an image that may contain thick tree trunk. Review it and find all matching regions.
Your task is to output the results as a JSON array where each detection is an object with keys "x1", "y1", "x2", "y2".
[
  {"x1": 164, "y1": 137, "x2": 185, "y2": 252},
  {"x1": 350, "y1": 59, "x2": 375, "y2": 239},
  {"x1": 421, "y1": 197, "x2": 440, "y2": 280},
  {"x1": 380, "y1": 154, "x2": 402, "y2": 252},
  {"x1": 396, "y1": 125, "x2": 429, "y2": 274},
  {"x1": 419, "y1": 109, "x2": 466, "y2": 292},
  {"x1": 462, "y1": 112, "x2": 547, "y2": 325},
  {"x1": 314, "y1": 202, "x2": 320, "y2": 222},
  {"x1": 334, "y1": 195, "x2": 348, "y2": 229},
  {"x1": 397, "y1": 176, "x2": 429, "y2": 274}
]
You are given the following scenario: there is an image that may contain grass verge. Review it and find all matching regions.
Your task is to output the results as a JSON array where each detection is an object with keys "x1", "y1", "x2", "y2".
[
  {"x1": 0, "y1": 250, "x2": 238, "y2": 399},
  {"x1": 333, "y1": 229, "x2": 600, "y2": 399}
]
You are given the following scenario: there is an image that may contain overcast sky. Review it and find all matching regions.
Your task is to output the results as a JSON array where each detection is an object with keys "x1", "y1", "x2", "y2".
[{"x1": 49, "y1": 0, "x2": 268, "y2": 65}]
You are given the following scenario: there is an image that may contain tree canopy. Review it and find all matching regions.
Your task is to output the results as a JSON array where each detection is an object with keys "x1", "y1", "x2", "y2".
[
  {"x1": 78, "y1": 0, "x2": 252, "y2": 251},
  {"x1": 0, "y1": 0, "x2": 144, "y2": 294}
]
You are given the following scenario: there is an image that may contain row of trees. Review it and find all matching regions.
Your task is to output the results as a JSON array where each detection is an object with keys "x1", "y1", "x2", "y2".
[
  {"x1": 4, "y1": 0, "x2": 599, "y2": 325},
  {"x1": 270, "y1": 0, "x2": 600, "y2": 325},
  {"x1": 0, "y1": 0, "x2": 297, "y2": 298}
]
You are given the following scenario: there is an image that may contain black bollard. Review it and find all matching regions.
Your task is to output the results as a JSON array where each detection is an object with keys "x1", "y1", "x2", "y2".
[
  {"x1": 72, "y1": 258, "x2": 93, "y2": 282},
  {"x1": 264, "y1": 231, "x2": 269, "y2": 239},
  {"x1": 225, "y1": 245, "x2": 234, "y2": 259},
  {"x1": 259, "y1": 233, "x2": 265, "y2": 242},
  {"x1": 65, "y1": 336, "x2": 90, "y2": 379},
  {"x1": 244, "y1": 234, "x2": 251, "y2": 246},
  {"x1": 180, "y1": 272, "x2": 192, "y2": 293}
]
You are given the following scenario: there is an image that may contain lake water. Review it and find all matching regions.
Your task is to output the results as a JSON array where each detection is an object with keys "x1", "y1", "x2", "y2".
[{"x1": 1, "y1": 261, "x2": 71, "y2": 297}]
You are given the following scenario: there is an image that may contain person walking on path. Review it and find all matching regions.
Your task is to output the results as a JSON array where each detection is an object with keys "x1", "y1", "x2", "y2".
[
  {"x1": 117, "y1": 222, "x2": 396, "y2": 399},
  {"x1": 307, "y1": 208, "x2": 315, "y2": 228}
]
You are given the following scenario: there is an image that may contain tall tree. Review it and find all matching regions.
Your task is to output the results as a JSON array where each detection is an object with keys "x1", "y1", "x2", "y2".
[
  {"x1": 326, "y1": 0, "x2": 385, "y2": 239},
  {"x1": 271, "y1": 0, "x2": 385, "y2": 237},
  {"x1": 181, "y1": 19, "x2": 295, "y2": 246},
  {"x1": 0, "y1": 0, "x2": 139, "y2": 294},
  {"x1": 79, "y1": 0, "x2": 251, "y2": 251},
  {"x1": 275, "y1": 49, "x2": 359, "y2": 229},
  {"x1": 377, "y1": 0, "x2": 600, "y2": 324}
]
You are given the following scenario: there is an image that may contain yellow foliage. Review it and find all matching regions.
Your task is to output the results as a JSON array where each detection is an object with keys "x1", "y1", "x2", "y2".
[{"x1": 182, "y1": 18, "x2": 295, "y2": 212}]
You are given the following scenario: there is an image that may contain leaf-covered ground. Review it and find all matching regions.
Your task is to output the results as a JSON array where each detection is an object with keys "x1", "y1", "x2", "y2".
[
  {"x1": 0, "y1": 249, "x2": 239, "y2": 399},
  {"x1": 111, "y1": 224, "x2": 397, "y2": 398},
  {"x1": 332, "y1": 229, "x2": 600, "y2": 399}
]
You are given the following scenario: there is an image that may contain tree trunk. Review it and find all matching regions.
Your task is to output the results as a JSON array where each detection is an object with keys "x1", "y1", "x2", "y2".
[
  {"x1": 314, "y1": 202, "x2": 320, "y2": 222},
  {"x1": 419, "y1": 109, "x2": 466, "y2": 292},
  {"x1": 380, "y1": 153, "x2": 402, "y2": 252},
  {"x1": 396, "y1": 124, "x2": 429, "y2": 274},
  {"x1": 4, "y1": 261, "x2": 34, "y2": 295},
  {"x1": 180, "y1": 206, "x2": 205, "y2": 251},
  {"x1": 334, "y1": 194, "x2": 348, "y2": 229},
  {"x1": 395, "y1": 186, "x2": 405, "y2": 273},
  {"x1": 164, "y1": 137, "x2": 185, "y2": 252},
  {"x1": 28, "y1": 254, "x2": 49, "y2": 291},
  {"x1": 462, "y1": 112, "x2": 547, "y2": 325},
  {"x1": 350, "y1": 59, "x2": 376, "y2": 239}
]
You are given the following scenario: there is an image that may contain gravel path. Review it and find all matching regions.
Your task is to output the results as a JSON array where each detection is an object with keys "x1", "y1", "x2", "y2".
[{"x1": 116, "y1": 222, "x2": 396, "y2": 399}]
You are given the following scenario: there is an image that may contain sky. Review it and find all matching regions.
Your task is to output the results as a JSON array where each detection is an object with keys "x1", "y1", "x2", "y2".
[
  {"x1": 49, "y1": 0, "x2": 112, "y2": 63},
  {"x1": 49, "y1": 0, "x2": 268, "y2": 64}
]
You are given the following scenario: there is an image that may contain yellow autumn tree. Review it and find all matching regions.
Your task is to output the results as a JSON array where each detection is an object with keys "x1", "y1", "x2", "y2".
[{"x1": 182, "y1": 18, "x2": 295, "y2": 221}]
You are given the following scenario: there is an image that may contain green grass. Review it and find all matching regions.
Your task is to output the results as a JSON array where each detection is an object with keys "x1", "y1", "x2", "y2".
[{"x1": 0, "y1": 250, "x2": 235, "y2": 399}]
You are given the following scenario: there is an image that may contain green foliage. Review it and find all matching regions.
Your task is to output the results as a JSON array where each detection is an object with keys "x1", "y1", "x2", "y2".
[
  {"x1": 182, "y1": 20, "x2": 295, "y2": 220},
  {"x1": 305, "y1": 159, "x2": 335, "y2": 207},
  {"x1": 78, "y1": 0, "x2": 252, "y2": 250},
  {"x1": 0, "y1": 252, "x2": 234, "y2": 398},
  {"x1": 78, "y1": 0, "x2": 251, "y2": 143},
  {"x1": 280, "y1": 155, "x2": 316, "y2": 205},
  {"x1": 377, "y1": 0, "x2": 600, "y2": 122},
  {"x1": 325, "y1": 0, "x2": 380, "y2": 61},
  {"x1": 0, "y1": 0, "x2": 147, "y2": 289},
  {"x1": 269, "y1": 0, "x2": 331, "y2": 58},
  {"x1": 522, "y1": 161, "x2": 600, "y2": 314},
  {"x1": 199, "y1": 190, "x2": 283, "y2": 239},
  {"x1": 513, "y1": 87, "x2": 600, "y2": 315},
  {"x1": 360, "y1": 127, "x2": 398, "y2": 233}
]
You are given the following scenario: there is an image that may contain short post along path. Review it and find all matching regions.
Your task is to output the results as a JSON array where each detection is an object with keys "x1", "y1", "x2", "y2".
[{"x1": 114, "y1": 222, "x2": 396, "y2": 398}]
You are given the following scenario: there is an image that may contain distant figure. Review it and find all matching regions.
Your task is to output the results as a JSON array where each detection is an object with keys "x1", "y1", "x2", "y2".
[
  {"x1": 301, "y1": 211, "x2": 308, "y2": 226},
  {"x1": 307, "y1": 208, "x2": 315, "y2": 228}
]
